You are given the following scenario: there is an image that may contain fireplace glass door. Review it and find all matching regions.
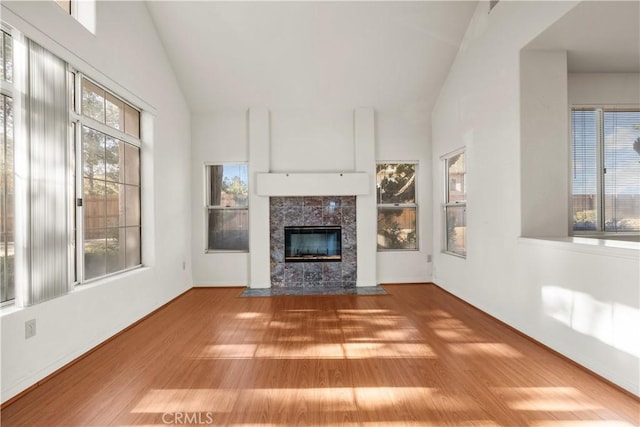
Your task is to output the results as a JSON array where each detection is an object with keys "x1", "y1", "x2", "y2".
[{"x1": 284, "y1": 226, "x2": 342, "y2": 262}]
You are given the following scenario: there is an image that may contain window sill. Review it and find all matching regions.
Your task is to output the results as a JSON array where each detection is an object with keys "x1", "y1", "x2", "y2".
[
  {"x1": 518, "y1": 236, "x2": 639, "y2": 259},
  {"x1": 441, "y1": 250, "x2": 466, "y2": 259}
]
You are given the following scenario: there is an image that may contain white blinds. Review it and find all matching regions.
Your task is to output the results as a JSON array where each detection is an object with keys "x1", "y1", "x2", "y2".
[
  {"x1": 603, "y1": 110, "x2": 640, "y2": 232},
  {"x1": 17, "y1": 40, "x2": 71, "y2": 306},
  {"x1": 571, "y1": 108, "x2": 640, "y2": 233},
  {"x1": 571, "y1": 109, "x2": 599, "y2": 231}
]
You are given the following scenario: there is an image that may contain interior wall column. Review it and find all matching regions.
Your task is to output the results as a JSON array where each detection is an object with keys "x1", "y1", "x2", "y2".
[
  {"x1": 248, "y1": 107, "x2": 271, "y2": 288},
  {"x1": 354, "y1": 107, "x2": 377, "y2": 287}
]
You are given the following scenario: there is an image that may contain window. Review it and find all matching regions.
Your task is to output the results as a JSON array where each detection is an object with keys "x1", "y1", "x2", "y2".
[
  {"x1": 56, "y1": 0, "x2": 71, "y2": 14},
  {"x1": 571, "y1": 108, "x2": 640, "y2": 233},
  {"x1": 1, "y1": 30, "x2": 13, "y2": 303},
  {"x1": 444, "y1": 150, "x2": 466, "y2": 257},
  {"x1": 0, "y1": 27, "x2": 143, "y2": 306},
  {"x1": 53, "y1": 0, "x2": 96, "y2": 34},
  {"x1": 206, "y1": 164, "x2": 248, "y2": 252},
  {"x1": 376, "y1": 163, "x2": 417, "y2": 250},
  {"x1": 80, "y1": 78, "x2": 141, "y2": 280},
  {"x1": 1, "y1": 95, "x2": 14, "y2": 304},
  {"x1": 1, "y1": 30, "x2": 13, "y2": 84}
]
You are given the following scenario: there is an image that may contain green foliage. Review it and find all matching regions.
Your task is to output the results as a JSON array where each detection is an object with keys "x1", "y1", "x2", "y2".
[
  {"x1": 378, "y1": 210, "x2": 416, "y2": 249},
  {"x1": 377, "y1": 163, "x2": 416, "y2": 204},
  {"x1": 222, "y1": 175, "x2": 248, "y2": 198},
  {"x1": 573, "y1": 210, "x2": 597, "y2": 229}
]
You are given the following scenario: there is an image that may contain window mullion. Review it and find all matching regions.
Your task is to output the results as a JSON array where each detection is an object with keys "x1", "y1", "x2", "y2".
[
  {"x1": 378, "y1": 203, "x2": 418, "y2": 208},
  {"x1": 80, "y1": 116, "x2": 140, "y2": 148},
  {"x1": 74, "y1": 118, "x2": 83, "y2": 284},
  {"x1": 596, "y1": 108, "x2": 605, "y2": 232}
]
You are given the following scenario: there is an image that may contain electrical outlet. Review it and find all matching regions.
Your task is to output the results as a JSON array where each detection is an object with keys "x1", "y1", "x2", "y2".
[
  {"x1": 427, "y1": 254, "x2": 432, "y2": 263},
  {"x1": 25, "y1": 319, "x2": 36, "y2": 339},
  {"x1": 182, "y1": 260, "x2": 186, "y2": 270}
]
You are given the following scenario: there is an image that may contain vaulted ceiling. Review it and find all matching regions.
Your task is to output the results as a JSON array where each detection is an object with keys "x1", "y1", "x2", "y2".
[{"x1": 145, "y1": 1, "x2": 478, "y2": 113}]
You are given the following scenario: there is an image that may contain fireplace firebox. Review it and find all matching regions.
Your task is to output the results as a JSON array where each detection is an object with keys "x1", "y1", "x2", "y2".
[{"x1": 284, "y1": 226, "x2": 342, "y2": 262}]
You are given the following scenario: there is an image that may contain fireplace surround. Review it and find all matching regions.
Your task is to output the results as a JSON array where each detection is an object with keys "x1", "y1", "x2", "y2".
[{"x1": 270, "y1": 196, "x2": 356, "y2": 289}]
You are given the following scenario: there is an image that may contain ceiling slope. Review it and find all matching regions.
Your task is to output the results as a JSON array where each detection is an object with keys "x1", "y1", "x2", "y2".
[{"x1": 146, "y1": 1, "x2": 478, "y2": 113}]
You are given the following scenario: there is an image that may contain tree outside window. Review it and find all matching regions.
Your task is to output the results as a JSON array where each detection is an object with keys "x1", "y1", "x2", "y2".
[
  {"x1": 376, "y1": 163, "x2": 418, "y2": 251},
  {"x1": 206, "y1": 164, "x2": 249, "y2": 252},
  {"x1": 444, "y1": 151, "x2": 466, "y2": 257}
]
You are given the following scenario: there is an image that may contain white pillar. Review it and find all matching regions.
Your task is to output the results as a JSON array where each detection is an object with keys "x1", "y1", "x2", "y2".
[
  {"x1": 248, "y1": 107, "x2": 271, "y2": 288},
  {"x1": 354, "y1": 107, "x2": 377, "y2": 287}
]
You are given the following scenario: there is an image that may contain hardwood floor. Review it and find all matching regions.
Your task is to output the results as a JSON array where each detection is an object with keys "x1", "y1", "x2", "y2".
[{"x1": 1, "y1": 284, "x2": 638, "y2": 426}]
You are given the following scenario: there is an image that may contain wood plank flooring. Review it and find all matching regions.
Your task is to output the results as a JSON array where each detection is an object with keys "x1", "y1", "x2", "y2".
[{"x1": 1, "y1": 284, "x2": 638, "y2": 426}]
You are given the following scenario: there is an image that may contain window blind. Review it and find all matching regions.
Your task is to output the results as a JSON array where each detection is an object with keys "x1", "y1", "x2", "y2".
[
  {"x1": 603, "y1": 110, "x2": 640, "y2": 232},
  {"x1": 571, "y1": 109, "x2": 599, "y2": 231},
  {"x1": 17, "y1": 40, "x2": 72, "y2": 306}
]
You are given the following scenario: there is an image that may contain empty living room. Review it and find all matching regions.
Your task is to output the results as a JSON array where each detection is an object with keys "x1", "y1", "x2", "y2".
[{"x1": 0, "y1": 1, "x2": 638, "y2": 426}]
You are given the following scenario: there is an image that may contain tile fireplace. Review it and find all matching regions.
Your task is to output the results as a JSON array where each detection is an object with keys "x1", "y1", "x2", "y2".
[{"x1": 270, "y1": 196, "x2": 356, "y2": 289}]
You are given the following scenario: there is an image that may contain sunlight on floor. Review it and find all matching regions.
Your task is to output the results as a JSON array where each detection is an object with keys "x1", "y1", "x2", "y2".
[
  {"x1": 234, "y1": 312, "x2": 265, "y2": 319},
  {"x1": 132, "y1": 386, "x2": 472, "y2": 414},
  {"x1": 433, "y1": 328, "x2": 487, "y2": 342},
  {"x1": 448, "y1": 342, "x2": 524, "y2": 358},
  {"x1": 198, "y1": 342, "x2": 437, "y2": 359},
  {"x1": 492, "y1": 387, "x2": 602, "y2": 411},
  {"x1": 129, "y1": 385, "x2": 628, "y2": 427}
]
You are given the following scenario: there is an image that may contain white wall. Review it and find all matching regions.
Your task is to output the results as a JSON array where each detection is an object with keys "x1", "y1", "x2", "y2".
[
  {"x1": 377, "y1": 109, "x2": 432, "y2": 283},
  {"x1": 520, "y1": 50, "x2": 569, "y2": 238},
  {"x1": 191, "y1": 108, "x2": 432, "y2": 286},
  {"x1": 1, "y1": 1, "x2": 192, "y2": 403},
  {"x1": 432, "y1": 1, "x2": 639, "y2": 395},
  {"x1": 569, "y1": 73, "x2": 640, "y2": 105},
  {"x1": 191, "y1": 111, "x2": 249, "y2": 286}
]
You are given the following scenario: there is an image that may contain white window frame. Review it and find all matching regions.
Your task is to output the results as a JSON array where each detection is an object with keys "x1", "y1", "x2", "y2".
[
  {"x1": 53, "y1": 0, "x2": 96, "y2": 34},
  {"x1": 0, "y1": 26, "x2": 15, "y2": 305},
  {"x1": 0, "y1": 18, "x2": 149, "y2": 307},
  {"x1": 204, "y1": 163, "x2": 249, "y2": 253},
  {"x1": 376, "y1": 161, "x2": 419, "y2": 252},
  {"x1": 442, "y1": 148, "x2": 466, "y2": 258},
  {"x1": 75, "y1": 73, "x2": 143, "y2": 283},
  {"x1": 569, "y1": 105, "x2": 640, "y2": 237}
]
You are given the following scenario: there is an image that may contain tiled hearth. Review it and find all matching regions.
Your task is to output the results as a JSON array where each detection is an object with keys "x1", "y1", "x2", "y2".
[{"x1": 270, "y1": 196, "x2": 356, "y2": 289}]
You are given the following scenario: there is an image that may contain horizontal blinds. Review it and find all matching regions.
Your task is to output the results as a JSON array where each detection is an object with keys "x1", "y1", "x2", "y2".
[
  {"x1": 571, "y1": 109, "x2": 599, "y2": 231},
  {"x1": 603, "y1": 110, "x2": 640, "y2": 232}
]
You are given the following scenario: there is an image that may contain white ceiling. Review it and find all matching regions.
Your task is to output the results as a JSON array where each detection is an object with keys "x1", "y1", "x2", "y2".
[
  {"x1": 145, "y1": 1, "x2": 478, "y2": 113},
  {"x1": 527, "y1": 1, "x2": 640, "y2": 73}
]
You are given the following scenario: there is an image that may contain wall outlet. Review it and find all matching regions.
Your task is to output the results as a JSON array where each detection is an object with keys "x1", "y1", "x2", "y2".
[
  {"x1": 427, "y1": 254, "x2": 432, "y2": 263},
  {"x1": 182, "y1": 260, "x2": 186, "y2": 270},
  {"x1": 25, "y1": 319, "x2": 36, "y2": 339}
]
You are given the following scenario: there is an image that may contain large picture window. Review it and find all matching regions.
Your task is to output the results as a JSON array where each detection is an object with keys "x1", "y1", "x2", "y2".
[
  {"x1": 444, "y1": 150, "x2": 466, "y2": 257},
  {"x1": 80, "y1": 78, "x2": 141, "y2": 280},
  {"x1": 0, "y1": 26, "x2": 143, "y2": 305},
  {"x1": 571, "y1": 107, "x2": 640, "y2": 233},
  {"x1": 376, "y1": 163, "x2": 418, "y2": 251},
  {"x1": 206, "y1": 164, "x2": 249, "y2": 252}
]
